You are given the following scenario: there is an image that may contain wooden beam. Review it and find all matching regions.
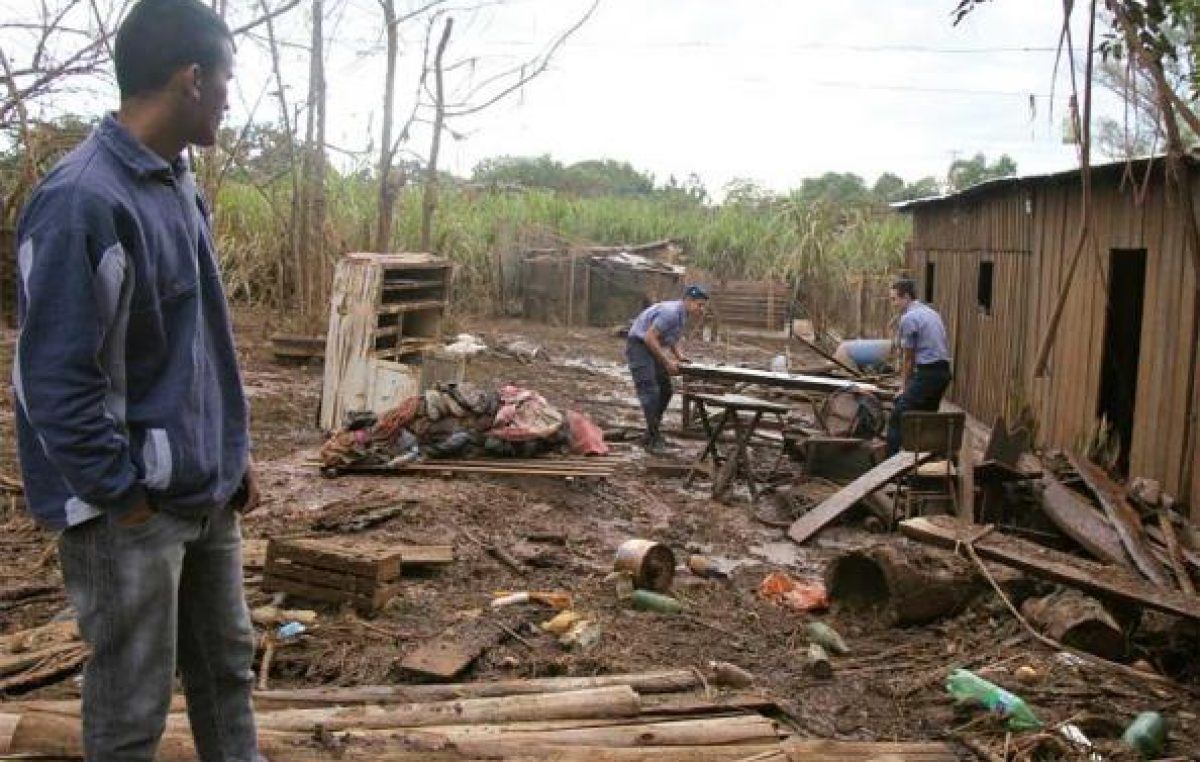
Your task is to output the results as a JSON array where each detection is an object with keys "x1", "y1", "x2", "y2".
[
  {"x1": 1066, "y1": 454, "x2": 1170, "y2": 588},
  {"x1": 788, "y1": 452, "x2": 932, "y2": 544},
  {"x1": 900, "y1": 516, "x2": 1200, "y2": 622}
]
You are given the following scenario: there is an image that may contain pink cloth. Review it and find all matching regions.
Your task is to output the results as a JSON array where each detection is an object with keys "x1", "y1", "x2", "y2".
[{"x1": 566, "y1": 410, "x2": 608, "y2": 455}]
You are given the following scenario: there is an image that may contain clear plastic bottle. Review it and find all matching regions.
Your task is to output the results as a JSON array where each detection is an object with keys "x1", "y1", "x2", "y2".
[{"x1": 945, "y1": 668, "x2": 1042, "y2": 731}]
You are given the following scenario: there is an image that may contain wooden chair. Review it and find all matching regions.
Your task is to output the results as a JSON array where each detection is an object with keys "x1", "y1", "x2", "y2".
[{"x1": 891, "y1": 411, "x2": 966, "y2": 525}]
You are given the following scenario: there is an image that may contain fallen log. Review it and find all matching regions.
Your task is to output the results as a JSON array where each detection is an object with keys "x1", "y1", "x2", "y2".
[
  {"x1": 1020, "y1": 589, "x2": 1125, "y2": 660},
  {"x1": 0, "y1": 620, "x2": 78, "y2": 653},
  {"x1": 0, "y1": 642, "x2": 89, "y2": 695},
  {"x1": 254, "y1": 669, "x2": 700, "y2": 709},
  {"x1": 1067, "y1": 454, "x2": 1169, "y2": 588},
  {"x1": 824, "y1": 542, "x2": 980, "y2": 625},
  {"x1": 174, "y1": 686, "x2": 641, "y2": 734},
  {"x1": 1038, "y1": 476, "x2": 1130, "y2": 567},
  {"x1": 900, "y1": 516, "x2": 1200, "y2": 623},
  {"x1": 448, "y1": 714, "x2": 778, "y2": 748}
]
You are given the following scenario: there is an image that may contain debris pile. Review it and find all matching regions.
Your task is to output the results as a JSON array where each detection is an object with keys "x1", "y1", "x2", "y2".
[{"x1": 319, "y1": 382, "x2": 608, "y2": 472}]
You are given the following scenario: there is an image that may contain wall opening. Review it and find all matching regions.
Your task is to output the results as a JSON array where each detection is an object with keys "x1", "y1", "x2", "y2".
[
  {"x1": 924, "y1": 261, "x2": 936, "y2": 303},
  {"x1": 1098, "y1": 248, "x2": 1147, "y2": 475},
  {"x1": 976, "y1": 261, "x2": 994, "y2": 314}
]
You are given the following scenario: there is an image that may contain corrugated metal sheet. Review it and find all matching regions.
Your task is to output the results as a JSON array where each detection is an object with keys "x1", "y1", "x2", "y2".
[{"x1": 904, "y1": 160, "x2": 1200, "y2": 512}]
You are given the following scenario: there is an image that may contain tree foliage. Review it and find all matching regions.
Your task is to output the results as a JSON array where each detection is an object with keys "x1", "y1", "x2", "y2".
[
  {"x1": 946, "y1": 151, "x2": 1017, "y2": 191},
  {"x1": 471, "y1": 155, "x2": 656, "y2": 197}
]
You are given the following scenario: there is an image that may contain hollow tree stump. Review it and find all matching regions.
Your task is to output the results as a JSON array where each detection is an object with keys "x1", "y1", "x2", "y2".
[{"x1": 825, "y1": 541, "x2": 981, "y2": 626}]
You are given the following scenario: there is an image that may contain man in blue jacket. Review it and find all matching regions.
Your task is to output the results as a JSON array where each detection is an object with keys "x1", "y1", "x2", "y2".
[
  {"x1": 626, "y1": 286, "x2": 708, "y2": 454},
  {"x1": 13, "y1": 1, "x2": 262, "y2": 759}
]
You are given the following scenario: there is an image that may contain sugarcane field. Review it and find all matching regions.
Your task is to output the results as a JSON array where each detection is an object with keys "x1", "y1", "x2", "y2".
[{"x1": 4, "y1": 2, "x2": 1200, "y2": 761}]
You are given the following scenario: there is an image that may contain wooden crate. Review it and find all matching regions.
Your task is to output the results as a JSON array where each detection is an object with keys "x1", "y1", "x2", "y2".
[{"x1": 263, "y1": 536, "x2": 454, "y2": 613}]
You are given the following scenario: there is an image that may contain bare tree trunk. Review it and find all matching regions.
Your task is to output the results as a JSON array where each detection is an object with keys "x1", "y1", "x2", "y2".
[
  {"x1": 299, "y1": 0, "x2": 328, "y2": 317},
  {"x1": 419, "y1": 17, "x2": 453, "y2": 253},
  {"x1": 312, "y1": 0, "x2": 329, "y2": 312},
  {"x1": 260, "y1": 0, "x2": 303, "y2": 313},
  {"x1": 374, "y1": 0, "x2": 400, "y2": 253}
]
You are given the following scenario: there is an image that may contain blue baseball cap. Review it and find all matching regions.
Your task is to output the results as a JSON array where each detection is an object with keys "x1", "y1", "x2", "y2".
[{"x1": 684, "y1": 284, "x2": 710, "y2": 300}]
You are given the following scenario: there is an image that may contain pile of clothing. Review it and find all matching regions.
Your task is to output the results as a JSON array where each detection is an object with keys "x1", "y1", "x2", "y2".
[{"x1": 320, "y1": 382, "x2": 608, "y2": 469}]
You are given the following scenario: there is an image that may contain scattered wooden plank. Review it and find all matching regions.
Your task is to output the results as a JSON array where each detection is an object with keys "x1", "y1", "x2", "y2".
[
  {"x1": 681, "y1": 362, "x2": 892, "y2": 399},
  {"x1": 1066, "y1": 454, "x2": 1170, "y2": 588},
  {"x1": 1039, "y1": 476, "x2": 1130, "y2": 567},
  {"x1": 901, "y1": 516, "x2": 1200, "y2": 622},
  {"x1": 788, "y1": 452, "x2": 932, "y2": 544},
  {"x1": 400, "y1": 616, "x2": 511, "y2": 680},
  {"x1": 1158, "y1": 507, "x2": 1197, "y2": 595},
  {"x1": 332, "y1": 463, "x2": 615, "y2": 478}
]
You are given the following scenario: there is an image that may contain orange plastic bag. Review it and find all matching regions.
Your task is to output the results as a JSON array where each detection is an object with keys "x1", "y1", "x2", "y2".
[{"x1": 758, "y1": 571, "x2": 829, "y2": 612}]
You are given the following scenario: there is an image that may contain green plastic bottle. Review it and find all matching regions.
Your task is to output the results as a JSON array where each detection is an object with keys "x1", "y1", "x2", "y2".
[
  {"x1": 806, "y1": 622, "x2": 850, "y2": 655},
  {"x1": 1122, "y1": 712, "x2": 1166, "y2": 758},
  {"x1": 945, "y1": 668, "x2": 1042, "y2": 731},
  {"x1": 630, "y1": 589, "x2": 683, "y2": 614}
]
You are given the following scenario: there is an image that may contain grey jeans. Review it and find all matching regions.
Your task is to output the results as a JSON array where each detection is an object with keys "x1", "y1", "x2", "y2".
[{"x1": 58, "y1": 503, "x2": 259, "y2": 762}]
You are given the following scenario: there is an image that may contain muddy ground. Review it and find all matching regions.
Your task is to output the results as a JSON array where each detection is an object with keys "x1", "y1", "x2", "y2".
[{"x1": 2, "y1": 308, "x2": 1199, "y2": 760}]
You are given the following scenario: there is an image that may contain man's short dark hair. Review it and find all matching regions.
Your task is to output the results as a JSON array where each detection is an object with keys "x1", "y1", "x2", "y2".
[
  {"x1": 891, "y1": 279, "x2": 916, "y2": 299},
  {"x1": 115, "y1": 0, "x2": 233, "y2": 99}
]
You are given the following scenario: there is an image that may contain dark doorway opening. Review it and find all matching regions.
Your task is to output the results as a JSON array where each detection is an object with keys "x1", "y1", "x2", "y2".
[
  {"x1": 1098, "y1": 248, "x2": 1147, "y2": 475},
  {"x1": 924, "y1": 261, "x2": 936, "y2": 303}
]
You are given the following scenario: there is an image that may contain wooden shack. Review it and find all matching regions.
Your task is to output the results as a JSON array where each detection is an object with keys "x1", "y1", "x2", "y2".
[
  {"x1": 319, "y1": 253, "x2": 452, "y2": 431},
  {"x1": 520, "y1": 242, "x2": 684, "y2": 327},
  {"x1": 896, "y1": 157, "x2": 1200, "y2": 513}
]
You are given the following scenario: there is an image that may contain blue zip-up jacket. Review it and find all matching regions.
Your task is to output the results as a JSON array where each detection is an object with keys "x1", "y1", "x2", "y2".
[{"x1": 13, "y1": 114, "x2": 249, "y2": 532}]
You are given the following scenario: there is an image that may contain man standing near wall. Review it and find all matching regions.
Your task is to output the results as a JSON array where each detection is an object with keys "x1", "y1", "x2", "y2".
[
  {"x1": 886, "y1": 278, "x2": 952, "y2": 454},
  {"x1": 626, "y1": 285, "x2": 709, "y2": 454},
  {"x1": 13, "y1": 1, "x2": 262, "y2": 759}
]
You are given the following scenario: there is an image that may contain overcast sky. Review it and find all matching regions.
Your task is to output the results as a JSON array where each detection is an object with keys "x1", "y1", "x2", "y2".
[
  {"x1": 6, "y1": 0, "x2": 1122, "y2": 196},
  {"x1": 307, "y1": 0, "x2": 1119, "y2": 194}
]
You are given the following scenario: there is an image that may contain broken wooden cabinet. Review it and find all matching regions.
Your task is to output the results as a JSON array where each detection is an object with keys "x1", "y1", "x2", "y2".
[{"x1": 318, "y1": 253, "x2": 453, "y2": 432}]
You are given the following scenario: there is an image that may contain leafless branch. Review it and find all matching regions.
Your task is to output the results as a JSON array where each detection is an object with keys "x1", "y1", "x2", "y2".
[
  {"x1": 230, "y1": 0, "x2": 304, "y2": 37},
  {"x1": 441, "y1": 0, "x2": 599, "y2": 118}
]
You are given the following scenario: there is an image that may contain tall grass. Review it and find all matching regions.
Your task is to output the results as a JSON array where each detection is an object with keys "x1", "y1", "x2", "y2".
[{"x1": 212, "y1": 176, "x2": 909, "y2": 317}]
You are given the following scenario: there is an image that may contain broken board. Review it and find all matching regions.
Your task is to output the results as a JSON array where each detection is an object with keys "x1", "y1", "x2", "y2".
[
  {"x1": 400, "y1": 615, "x2": 513, "y2": 680},
  {"x1": 1039, "y1": 476, "x2": 1130, "y2": 568},
  {"x1": 788, "y1": 451, "x2": 932, "y2": 544},
  {"x1": 1066, "y1": 454, "x2": 1169, "y2": 588},
  {"x1": 680, "y1": 363, "x2": 893, "y2": 399},
  {"x1": 900, "y1": 515, "x2": 1200, "y2": 623}
]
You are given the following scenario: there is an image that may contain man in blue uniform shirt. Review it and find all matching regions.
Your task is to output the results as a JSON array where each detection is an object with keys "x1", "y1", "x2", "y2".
[
  {"x1": 626, "y1": 286, "x2": 709, "y2": 454},
  {"x1": 13, "y1": 1, "x2": 262, "y2": 759},
  {"x1": 886, "y1": 278, "x2": 953, "y2": 455}
]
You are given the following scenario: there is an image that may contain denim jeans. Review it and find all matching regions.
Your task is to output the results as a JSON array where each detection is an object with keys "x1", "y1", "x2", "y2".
[
  {"x1": 886, "y1": 361, "x2": 953, "y2": 455},
  {"x1": 626, "y1": 338, "x2": 672, "y2": 439},
  {"x1": 58, "y1": 504, "x2": 259, "y2": 762}
]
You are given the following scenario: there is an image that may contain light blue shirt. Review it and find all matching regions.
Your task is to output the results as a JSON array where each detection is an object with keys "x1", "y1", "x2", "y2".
[
  {"x1": 630, "y1": 300, "x2": 687, "y2": 347},
  {"x1": 898, "y1": 301, "x2": 951, "y2": 365}
]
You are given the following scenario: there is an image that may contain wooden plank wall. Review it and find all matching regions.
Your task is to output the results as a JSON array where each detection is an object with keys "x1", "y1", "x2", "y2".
[
  {"x1": 909, "y1": 188, "x2": 1033, "y2": 430},
  {"x1": 709, "y1": 280, "x2": 791, "y2": 332},
  {"x1": 907, "y1": 165, "x2": 1200, "y2": 511},
  {"x1": 1023, "y1": 171, "x2": 1199, "y2": 503}
]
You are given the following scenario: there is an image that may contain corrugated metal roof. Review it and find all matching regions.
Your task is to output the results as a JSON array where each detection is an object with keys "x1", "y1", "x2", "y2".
[{"x1": 890, "y1": 153, "x2": 1193, "y2": 212}]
